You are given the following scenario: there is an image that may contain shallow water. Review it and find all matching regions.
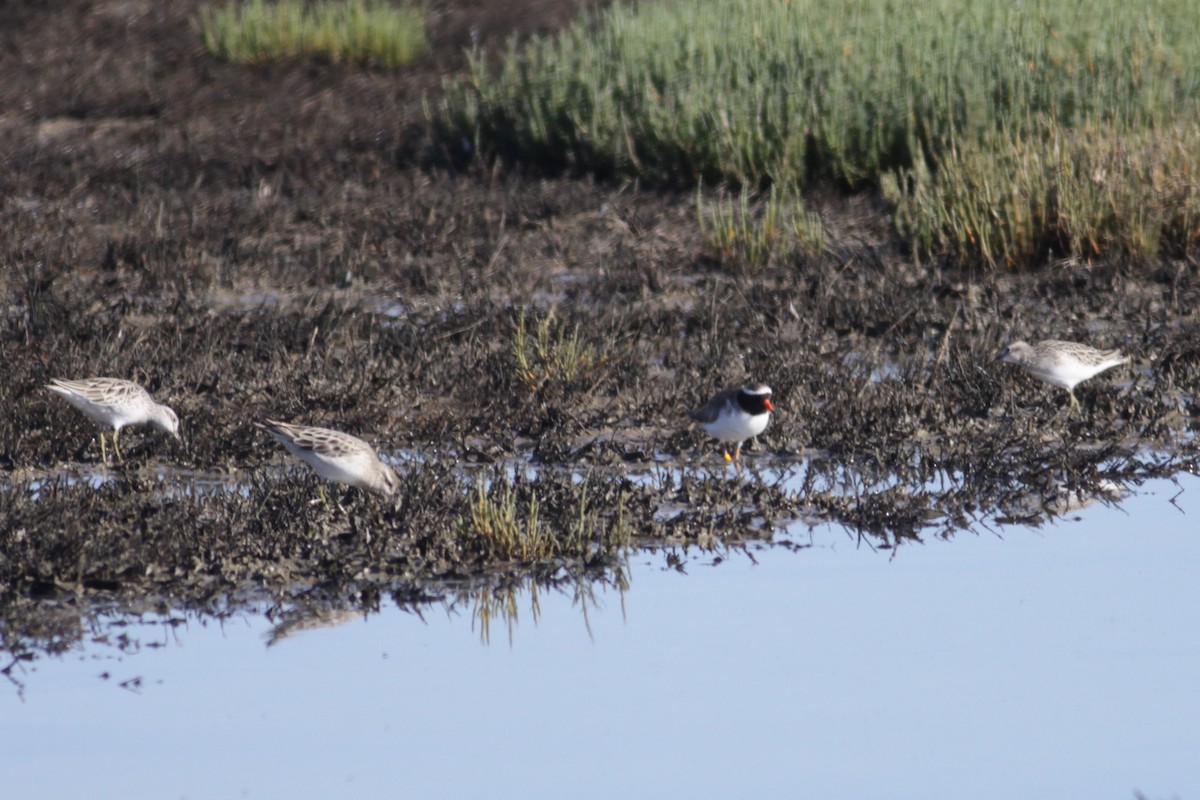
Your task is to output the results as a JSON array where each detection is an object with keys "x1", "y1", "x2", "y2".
[{"x1": 2, "y1": 477, "x2": 1197, "y2": 799}]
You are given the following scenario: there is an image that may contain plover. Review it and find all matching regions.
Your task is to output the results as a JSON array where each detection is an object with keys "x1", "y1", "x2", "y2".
[{"x1": 688, "y1": 383, "x2": 774, "y2": 467}]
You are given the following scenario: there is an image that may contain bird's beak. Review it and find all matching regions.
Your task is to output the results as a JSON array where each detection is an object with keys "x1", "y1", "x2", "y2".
[{"x1": 765, "y1": 398, "x2": 775, "y2": 412}]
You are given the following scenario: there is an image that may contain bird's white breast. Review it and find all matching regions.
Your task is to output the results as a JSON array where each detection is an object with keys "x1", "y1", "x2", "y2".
[{"x1": 702, "y1": 408, "x2": 770, "y2": 443}]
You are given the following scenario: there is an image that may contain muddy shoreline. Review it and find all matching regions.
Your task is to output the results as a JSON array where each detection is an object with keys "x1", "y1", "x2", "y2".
[{"x1": 2, "y1": 0, "x2": 1200, "y2": 664}]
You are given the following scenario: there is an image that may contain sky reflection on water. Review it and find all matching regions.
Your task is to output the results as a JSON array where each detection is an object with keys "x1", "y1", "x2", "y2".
[{"x1": 2, "y1": 477, "x2": 1197, "y2": 799}]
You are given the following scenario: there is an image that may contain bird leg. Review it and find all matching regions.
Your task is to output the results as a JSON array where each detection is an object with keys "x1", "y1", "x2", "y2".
[
  {"x1": 112, "y1": 428, "x2": 124, "y2": 462},
  {"x1": 98, "y1": 432, "x2": 109, "y2": 466}
]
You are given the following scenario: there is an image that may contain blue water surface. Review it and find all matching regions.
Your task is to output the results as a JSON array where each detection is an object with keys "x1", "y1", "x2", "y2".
[{"x1": 2, "y1": 477, "x2": 1197, "y2": 800}]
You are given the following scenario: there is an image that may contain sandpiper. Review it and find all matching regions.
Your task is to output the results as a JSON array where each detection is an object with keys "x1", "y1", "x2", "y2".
[
  {"x1": 45, "y1": 377, "x2": 180, "y2": 464},
  {"x1": 257, "y1": 419, "x2": 399, "y2": 501},
  {"x1": 688, "y1": 383, "x2": 774, "y2": 467},
  {"x1": 995, "y1": 339, "x2": 1129, "y2": 410}
]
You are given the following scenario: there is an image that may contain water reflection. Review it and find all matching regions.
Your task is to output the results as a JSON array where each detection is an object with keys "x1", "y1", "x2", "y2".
[
  {"x1": 258, "y1": 569, "x2": 633, "y2": 649},
  {"x1": 2, "y1": 480, "x2": 1197, "y2": 798},
  {"x1": 2, "y1": 566, "x2": 633, "y2": 696},
  {"x1": 4, "y1": 467, "x2": 116, "y2": 498},
  {"x1": 1, "y1": 459, "x2": 431, "y2": 503},
  {"x1": 466, "y1": 570, "x2": 629, "y2": 645},
  {"x1": 1, "y1": 440, "x2": 1194, "y2": 684},
  {"x1": 264, "y1": 607, "x2": 366, "y2": 647}
]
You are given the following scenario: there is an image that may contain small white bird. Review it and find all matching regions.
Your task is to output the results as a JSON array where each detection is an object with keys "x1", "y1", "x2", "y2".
[
  {"x1": 996, "y1": 339, "x2": 1129, "y2": 410},
  {"x1": 45, "y1": 377, "x2": 180, "y2": 464},
  {"x1": 257, "y1": 419, "x2": 399, "y2": 501},
  {"x1": 688, "y1": 383, "x2": 775, "y2": 467}
]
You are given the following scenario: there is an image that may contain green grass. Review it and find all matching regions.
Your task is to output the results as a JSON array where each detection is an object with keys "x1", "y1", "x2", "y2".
[
  {"x1": 884, "y1": 119, "x2": 1200, "y2": 265},
  {"x1": 461, "y1": 473, "x2": 630, "y2": 563},
  {"x1": 196, "y1": 0, "x2": 426, "y2": 68},
  {"x1": 512, "y1": 309, "x2": 606, "y2": 393},
  {"x1": 443, "y1": 0, "x2": 1200, "y2": 266},
  {"x1": 696, "y1": 184, "x2": 824, "y2": 269}
]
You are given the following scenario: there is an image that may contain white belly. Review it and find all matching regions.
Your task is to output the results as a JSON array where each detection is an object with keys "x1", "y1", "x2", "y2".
[{"x1": 703, "y1": 410, "x2": 769, "y2": 443}]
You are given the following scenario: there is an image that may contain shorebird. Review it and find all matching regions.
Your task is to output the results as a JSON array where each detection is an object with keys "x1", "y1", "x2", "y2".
[
  {"x1": 688, "y1": 383, "x2": 774, "y2": 468},
  {"x1": 257, "y1": 419, "x2": 399, "y2": 503},
  {"x1": 45, "y1": 377, "x2": 180, "y2": 464},
  {"x1": 996, "y1": 339, "x2": 1129, "y2": 410}
]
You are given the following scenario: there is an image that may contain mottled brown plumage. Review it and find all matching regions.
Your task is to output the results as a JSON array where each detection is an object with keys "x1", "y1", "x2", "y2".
[
  {"x1": 996, "y1": 339, "x2": 1129, "y2": 409},
  {"x1": 257, "y1": 419, "x2": 399, "y2": 497},
  {"x1": 46, "y1": 377, "x2": 180, "y2": 464}
]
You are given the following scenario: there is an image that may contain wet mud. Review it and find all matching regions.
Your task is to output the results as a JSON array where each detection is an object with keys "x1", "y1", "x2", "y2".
[{"x1": 3, "y1": 0, "x2": 1200, "y2": 669}]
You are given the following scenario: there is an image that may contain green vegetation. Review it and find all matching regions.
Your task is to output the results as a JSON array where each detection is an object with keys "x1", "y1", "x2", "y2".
[
  {"x1": 461, "y1": 473, "x2": 630, "y2": 563},
  {"x1": 444, "y1": 0, "x2": 1200, "y2": 266},
  {"x1": 697, "y1": 185, "x2": 824, "y2": 269},
  {"x1": 884, "y1": 120, "x2": 1200, "y2": 265},
  {"x1": 197, "y1": 0, "x2": 426, "y2": 67},
  {"x1": 512, "y1": 310, "x2": 605, "y2": 392}
]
